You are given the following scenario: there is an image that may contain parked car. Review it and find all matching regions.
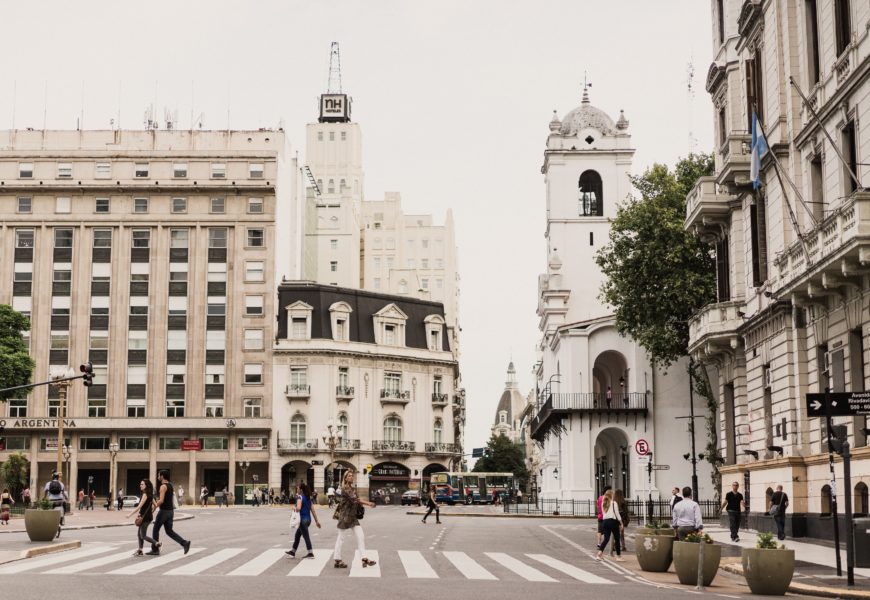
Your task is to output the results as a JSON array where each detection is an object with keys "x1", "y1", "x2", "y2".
[
  {"x1": 400, "y1": 490, "x2": 422, "y2": 506},
  {"x1": 120, "y1": 495, "x2": 140, "y2": 508}
]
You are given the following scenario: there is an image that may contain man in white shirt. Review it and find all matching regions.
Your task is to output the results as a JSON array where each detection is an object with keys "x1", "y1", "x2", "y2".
[{"x1": 671, "y1": 486, "x2": 703, "y2": 540}]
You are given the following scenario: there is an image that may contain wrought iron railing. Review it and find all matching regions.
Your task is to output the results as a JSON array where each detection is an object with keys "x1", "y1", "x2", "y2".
[
  {"x1": 285, "y1": 384, "x2": 310, "y2": 396},
  {"x1": 334, "y1": 438, "x2": 361, "y2": 451},
  {"x1": 277, "y1": 438, "x2": 318, "y2": 451},
  {"x1": 380, "y1": 389, "x2": 410, "y2": 401},
  {"x1": 431, "y1": 393, "x2": 449, "y2": 405},
  {"x1": 371, "y1": 440, "x2": 415, "y2": 452},
  {"x1": 424, "y1": 442, "x2": 458, "y2": 454},
  {"x1": 503, "y1": 498, "x2": 721, "y2": 521},
  {"x1": 336, "y1": 385, "x2": 355, "y2": 397}
]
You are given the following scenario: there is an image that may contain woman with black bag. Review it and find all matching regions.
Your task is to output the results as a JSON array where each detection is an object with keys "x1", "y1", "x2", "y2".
[
  {"x1": 332, "y1": 470, "x2": 376, "y2": 569},
  {"x1": 127, "y1": 479, "x2": 158, "y2": 557}
]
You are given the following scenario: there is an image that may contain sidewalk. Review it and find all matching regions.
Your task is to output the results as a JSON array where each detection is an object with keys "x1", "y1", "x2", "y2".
[
  {"x1": 0, "y1": 508, "x2": 193, "y2": 534},
  {"x1": 0, "y1": 540, "x2": 81, "y2": 565}
]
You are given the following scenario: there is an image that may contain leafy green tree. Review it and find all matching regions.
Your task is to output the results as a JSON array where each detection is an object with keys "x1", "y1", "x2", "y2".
[
  {"x1": 473, "y1": 434, "x2": 529, "y2": 489},
  {"x1": 0, "y1": 304, "x2": 35, "y2": 401},
  {"x1": 0, "y1": 453, "x2": 30, "y2": 501}
]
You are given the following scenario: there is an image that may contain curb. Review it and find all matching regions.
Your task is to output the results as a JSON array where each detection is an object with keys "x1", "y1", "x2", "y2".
[
  {"x1": 404, "y1": 510, "x2": 588, "y2": 519},
  {"x1": 21, "y1": 540, "x2": 81, "y2": 559},
  {"x1": 721, "y1": 562, "x2": 870, "y2": 599},
  {"x1": 0, "y1": 511, "x2": 194, "y2": 534}
]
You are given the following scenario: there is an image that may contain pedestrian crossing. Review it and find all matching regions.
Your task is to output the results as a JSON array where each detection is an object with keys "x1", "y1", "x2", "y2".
[{"x1": 0, "y1": 543, "x2": 619, "y2": 583}]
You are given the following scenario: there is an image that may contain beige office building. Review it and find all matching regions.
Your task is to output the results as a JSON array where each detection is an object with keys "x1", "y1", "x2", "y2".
[{"x1": 0, "y1": 128, "x2": 296, "y2": 502}]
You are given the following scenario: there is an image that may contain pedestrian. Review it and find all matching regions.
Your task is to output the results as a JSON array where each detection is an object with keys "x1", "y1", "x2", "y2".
[
  {"x1": 769, "y1": 485, "x2": 789, "y2": 540},
  {"x1": 594, "y1": 489, "x2": 623, "y2": 561},
  {"x1": 76, "y1": 489, "x2": 84, "y2": 511},
  {"x1": 671, "y1": 486, "x2": 703, "y2": 540},
  {"x1": 0, "y1": 488, "x2": 14, "y2": 525},
  {"x1": 127, "y1": 479, "x2": 157, "y2": 556},
  {"x1": 517, "y1": 488, "x2": 523, "y2": 504},
  {"x1": 327, "y1": 485, "x2": 336, "y2": 508},
  {"x1": 88, "y1": 489, "x2": 95, "y2": 510},
  {"x1": 200, "y1": 484, "x2": 208, "y2": 507},
  {"x1": 43, "y1": 472, "x2": 67, "y2": 535},
  {"x1": 422, "y1": 487, "x2": 441, "y2": 524},
  {"x1": 614, "y1": 489, "x2": 629, "y2": 552},
  {"x1": 22, "y1": 486, "x2": 31, "y2": 507},
  {"x1": 222, "y1": 486, "x2": 229, "y2": 507},
  {"x1": 148, "y1": 469, "x2": 191, "y2": 556},
  {"x1": 332, "y1": 469, "x2": 377, "y2": 569},
  {"x1": 286, "y1": 482, "x2": 321, "y2": 558},
  {"x1": 606, "y1": 385, "x2": 613, "y2": 409},
  {"x1": 117, "y1": 489, "x2": 124, "y2": 511},
  {"x1": 177, "y1": 485, "x2": 184, "y2": 507},
  {"x1": 253, "y1": 487, "x2": 260, "y2": 507},
  {"x1": 669, "y1": 487, "x2": 682, "y2": 513},
  {"x1": 720, "y1": 481, "x2": 746, "y2": 542},
  {"x1": 596, "y1": 485, "x2": 611, "y2": 546}
]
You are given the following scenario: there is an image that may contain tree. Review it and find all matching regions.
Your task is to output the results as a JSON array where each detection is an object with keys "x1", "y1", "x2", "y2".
[
  {"x1": 473, "y1": 434, "x2": 529, "y2": 489},
  {"x1": 0, "y1": 304, "x2": 35, "y2": 401},
  {"x1": 0, "y1": 453, "x2": 30, "y2": 501}
]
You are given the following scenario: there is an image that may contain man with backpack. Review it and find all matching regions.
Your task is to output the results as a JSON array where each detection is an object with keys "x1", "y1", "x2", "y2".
[
  {"x1": 43, "y1": 472, "x2": 67, "y2": 534},
  {"x1": 148, "y1": 470, "x2": 191, "y2": 556}
]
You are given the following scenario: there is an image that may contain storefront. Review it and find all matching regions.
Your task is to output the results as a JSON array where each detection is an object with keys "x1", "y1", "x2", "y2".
[{"x1": 368, "y1": 461, "x2": 410, "y2": 504}]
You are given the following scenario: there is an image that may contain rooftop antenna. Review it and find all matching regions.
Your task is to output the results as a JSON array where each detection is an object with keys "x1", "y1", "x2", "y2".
[
  {"x1": 582, "y1": 71, "x2": 592, "y2": 103},
  {"x1": 144, "y1": 103, "x2": 157, "y2": 130},
  {"x1": 164, "y1": 107, "x2": 177, "y2": 130},
  {"x1": 327, "y1": 41, "x2": 342, "y2": 93},
  {"x1": 686, "y1": 57, "x2": 697, "y2": 154}
]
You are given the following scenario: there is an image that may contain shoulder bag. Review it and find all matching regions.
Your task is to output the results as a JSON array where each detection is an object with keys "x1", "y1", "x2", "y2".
[
  {"x1": 769, "y1": 494, "x2": 781, "y2": 516},
  {"x1": 356, "y1": 503, "x2": 365, "y2": 520}
]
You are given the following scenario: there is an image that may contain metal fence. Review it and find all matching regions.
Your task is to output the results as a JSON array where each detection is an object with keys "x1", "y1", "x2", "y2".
[{"x1": 504, "y1": 498, "x2": 721, "y2": 521}]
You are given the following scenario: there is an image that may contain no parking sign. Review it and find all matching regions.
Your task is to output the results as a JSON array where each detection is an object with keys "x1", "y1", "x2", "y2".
[{"x1": 635, "y1": 439, "x2": 650, "y2": 456}]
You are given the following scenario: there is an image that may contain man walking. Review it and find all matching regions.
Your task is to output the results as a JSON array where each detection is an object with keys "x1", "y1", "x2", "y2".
[
  {"x1": 43, "y1": 473, "x2": 67, "y2": 533},
  {"x1": 769, "y1": 485, "x2": 789, "y2": 540},
  {"x1": 671, "y1": 486, "x2": 703, "y2": 540},
  {"x1": 422, "y1": 487, "x2": 441, "y2": 524},
  {"x1": 721, "y1": 481, "x2": 746, "y2": 542},
  {"x1": 669, "y1": 487, "x2": 682, "y2": 512},
  {"x1": 148, "y1": 469, "x2": 191, "y2": 556},
  {"x1": 116, "y1": 489, "x2": 124, "y2": 511}
]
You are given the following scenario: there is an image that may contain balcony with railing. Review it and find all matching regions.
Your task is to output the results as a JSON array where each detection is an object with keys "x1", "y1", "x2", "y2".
[
  {"x1": 285, "y1": 384, "x2": 311, "y2": 399},
  {"x1": 530, "y1": 392, "x2": 648, "y2": 440},
  {"x1": 371, "y1": 440, "x2": 415, "y2": 454},
  {"x1": 425, "y1": 442, "x2": 458, "y2": 455},
  {"x1": 333, "y1": 438, "x2": 361, "y2": 452},
  {"x1": 431, "y1": 393, "x2": 449, "y2": 407},
  {"x1": 336, "y1": 385, "x2": 355, "y2": 399},
  {"x1": 380, "y1": 389, "x2": 410, "y2": 405},
  {"x1": 277, "y1": 438, "x2": 318, "y2": 454},
  {"x1": 685, "y1": 175, "x2": 733, "y2": 242},
  {"x1": 716, "y1": 132, "x2": 752, "y2": 190},
  {"x1": 687, "y1": 300, "x2": 744, "y2": 357}
]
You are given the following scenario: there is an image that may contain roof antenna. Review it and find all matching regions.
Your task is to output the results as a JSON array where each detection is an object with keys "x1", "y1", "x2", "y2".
[
  {"x1": 582, "y1": 71, "x2": 591, "y2": 104},
  {"x1": 327, "y1": 41, "x2": 342, "y2": 93}
]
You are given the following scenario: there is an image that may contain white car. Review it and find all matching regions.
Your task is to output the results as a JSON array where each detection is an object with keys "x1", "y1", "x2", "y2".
[{"x1": 120, "y1": 495, "x2": 140, "y2": 508}]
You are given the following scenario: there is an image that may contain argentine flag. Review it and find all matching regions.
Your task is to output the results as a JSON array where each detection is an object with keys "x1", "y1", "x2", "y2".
[{"x1": 750, "y1": 111, "x2": 769, "y2": 190}]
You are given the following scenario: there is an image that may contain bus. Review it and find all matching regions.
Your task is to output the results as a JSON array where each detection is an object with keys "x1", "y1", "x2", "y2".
[{"x1": 430, "y1": 472, "x2": 514, "y2": 505}]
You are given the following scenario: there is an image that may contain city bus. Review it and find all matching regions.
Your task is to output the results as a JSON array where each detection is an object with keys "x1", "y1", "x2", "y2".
[{"x1": 430, "y1": 472, "x2": 514, "y2": 505}]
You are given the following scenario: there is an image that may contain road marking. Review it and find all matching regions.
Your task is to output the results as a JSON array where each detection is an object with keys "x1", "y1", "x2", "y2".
[
  {"x1": 398, "y1": 550, "x2": 438, "y2": 578},
  {"x1": 349, "y1": 550, "x2": 380, "y2": 577},
  {"x1": 526, "y1": 554, "x2": 614, "y2": 583},
  {"x1": 107, "y1": 548, "x2": 204, "y2": 574},
  {"x1": 541, "y1": 525, "x2": 631, "y2": 577},
  {"x1": 485, "y1": 552, "x2": 557, "y2": 582},
  {"x1": 442, "y1": 551, "x2": 497, "y2": 580},
  {"x1": 167, "y1": 548, "x2": 245, "y2": 575},
  {"x1": 288, "y1": 549, "x2": 332, "y2": 576},
  {"x1": 0, "y1": 545, "x2": 115, "y2": 574},
  {"x1": 47, "y1": 549, "x2": 134, "y2": 574},
  {"x1": 228, "y1": 548, "x2": 286, "y2": 576}
]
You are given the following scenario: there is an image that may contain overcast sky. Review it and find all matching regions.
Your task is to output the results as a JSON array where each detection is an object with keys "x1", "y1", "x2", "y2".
[{"x1": 1, "y1": 1, "x2": 714, "y2": 458}]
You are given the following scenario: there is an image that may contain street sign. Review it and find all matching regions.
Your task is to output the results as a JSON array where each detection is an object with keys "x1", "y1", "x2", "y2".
[
  {"x1": 806, "y1": 392, "x2": 870, "y2": 417},
  {"x1": 472, "y1": 447, "x2": 484, "y2": 458},
  {"x1": 635, "y1": 439, "x2": 650, "y2": 456},
  {"x1": 651, "y1": 465, "x2": 671, "y2": 471}
]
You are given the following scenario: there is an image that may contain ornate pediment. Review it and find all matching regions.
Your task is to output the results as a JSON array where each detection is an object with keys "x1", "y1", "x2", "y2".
[
  {"x1": 706, "y1": 61, "x2": 727, "y2": 94},
  {"x1": 374, "y1": 303, "x2": 408, "y2": 321},
  {"x1": 285, "y1": 300, "x2": 313, "y2": 312},
  {"x1": 737, "y1": 0, "x2": 763, "y2": 39}
]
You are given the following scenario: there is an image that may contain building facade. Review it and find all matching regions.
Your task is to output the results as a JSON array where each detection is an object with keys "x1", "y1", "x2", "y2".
[
  {"x1": 686, "y1": 0, "x2": 870, "y2": 539},
  {"x1": 0, "y1": 128, "x2": 296, "y2": 501},
  {"x1": 530, "y1": 89, "x2": 713, "y2": 502},
  {"x1": 270, "y1": 281, "x2": 462, "y2": 500}
]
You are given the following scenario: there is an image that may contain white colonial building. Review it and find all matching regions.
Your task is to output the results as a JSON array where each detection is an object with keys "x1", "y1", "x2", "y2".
[{"x1": 530, "y1": 88, "x2": 712, "y2": 503}]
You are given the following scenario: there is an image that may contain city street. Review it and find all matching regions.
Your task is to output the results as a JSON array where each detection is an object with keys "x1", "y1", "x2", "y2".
[{"x1": 0, "y1": 508, "x2": 756, "y2": 599}]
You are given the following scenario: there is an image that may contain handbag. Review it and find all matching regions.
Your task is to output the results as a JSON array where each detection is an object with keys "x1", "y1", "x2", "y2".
[
  {"x1": 768, "y1": 504, "x2": 779, "y2": 516},
  {"x1": 289, "y1": 510, "x2": 301, "y2": 529},
  {"x1": 134, "y1": 516, "x2": 143, "y2": 526},
  {"x1": 356, "y1": 504, "x2": 365, "y2": 520}
]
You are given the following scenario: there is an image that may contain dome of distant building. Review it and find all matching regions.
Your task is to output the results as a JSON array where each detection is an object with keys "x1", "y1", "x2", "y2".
[{"x1": 560, "y1": 88, "x2": 616, "y2": 136}]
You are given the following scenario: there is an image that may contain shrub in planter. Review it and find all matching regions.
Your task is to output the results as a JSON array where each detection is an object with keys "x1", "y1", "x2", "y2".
[
  {"x1": 24, "y1": 497, "x2": 62, "y2": 542},
  {"x1": 742, "y1": 532, "x2": 795, "y2": 595},
  {"x1": 635, "y1": 520, "x2": 675, "y2": 572},
  {"x1": 673, "y1": 532, "x2": 721, "y2": 586}
]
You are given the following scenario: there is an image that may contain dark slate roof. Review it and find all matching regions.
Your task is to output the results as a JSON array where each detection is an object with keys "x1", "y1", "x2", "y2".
[{"x1": 277, "y1": 281, "x2": 449, "y2": 351}]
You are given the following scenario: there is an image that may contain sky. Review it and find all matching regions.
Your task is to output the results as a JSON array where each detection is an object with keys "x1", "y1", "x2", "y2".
[{"x1": 0, "y1": 1, "x2": 714, "y2": 457}]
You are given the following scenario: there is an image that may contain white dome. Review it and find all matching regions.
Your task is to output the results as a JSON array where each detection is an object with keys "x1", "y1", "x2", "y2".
[{"x1": 560, "y1": 89, "x2": 616, "y2": 136}]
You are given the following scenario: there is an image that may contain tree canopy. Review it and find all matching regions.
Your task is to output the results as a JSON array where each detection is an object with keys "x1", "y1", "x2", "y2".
[
  {"x1": 595, "y1": 154, "x2": 717, "y2": 367},
  {"x1": 0, "y1": 305, "x2": 35, "y2": 401},
  {"x1": 0, "y1": 453, "x2": 30, "y2": 500},
  {"x1": 473, "y1": 433, "x2": 529, "y2": 489}
]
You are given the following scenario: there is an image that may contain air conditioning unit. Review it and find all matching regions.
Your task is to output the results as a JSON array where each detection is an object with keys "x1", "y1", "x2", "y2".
[
  {"x1": 763, "y1": 367, "x2": 772, "y2": 389},
  {"x1": 306, "y1": 442, "x2": 314, "y2": 449}
]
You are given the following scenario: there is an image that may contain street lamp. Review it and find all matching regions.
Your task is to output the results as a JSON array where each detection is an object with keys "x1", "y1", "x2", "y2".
[
  {"x1": 322, "y1": 419, "x2": 344, "y2": 492},
  {"x1": 108, "y1": 442, "x2": 119, "y2": 510},
  {"x1": 608, "y1": 467, "x2": 613, "y2": 483},
  {"x1": 50, "y1": 366, "x2": 75, "y2": 479},
  {"x1": 239, "y1": 460, "x2": 250, "y2": 505},
  {"x1": 61, "y1": 444, "x2": 72, "y2": 499}
]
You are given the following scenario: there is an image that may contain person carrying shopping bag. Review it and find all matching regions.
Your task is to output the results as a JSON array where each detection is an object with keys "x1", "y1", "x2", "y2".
[{"x1": 286, "y1": 482, "x2": 320, "y2": 558}]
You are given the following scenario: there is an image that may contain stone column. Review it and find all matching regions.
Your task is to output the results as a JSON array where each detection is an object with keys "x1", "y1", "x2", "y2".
[
  {"x1": 188, "y1": 450, "x2": 197, "y2": 505},
  {"x1": 228, "y1": 433, "x2": 237, "y2": 499},
  {"x1": 149, "y1": 432, "x2": 158, "y2": 481}
]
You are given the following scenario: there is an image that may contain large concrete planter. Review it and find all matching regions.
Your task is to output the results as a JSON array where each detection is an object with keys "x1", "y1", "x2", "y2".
[
  {"x1": 24, "y1": 509, "x2": 61, "y2": 542},
  {"x1": 742, "y1": 548, "x2": 795, "y2": 595},
  {"x1": 635, "y1": 533, "x2": 674, "y2": 572},
  {"x1": 673, "y1": 541, "x2": 721, "y2": 586}
]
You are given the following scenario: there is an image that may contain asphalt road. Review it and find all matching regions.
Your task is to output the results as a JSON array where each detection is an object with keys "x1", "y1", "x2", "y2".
[{"x1": 0, "y1": 507, "x2": 769, "y2": 599}]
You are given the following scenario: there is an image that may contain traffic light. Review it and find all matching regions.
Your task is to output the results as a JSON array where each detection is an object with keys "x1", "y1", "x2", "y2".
[{"x1": 80, "y1": 362, "x2": 94, "y2": 387}]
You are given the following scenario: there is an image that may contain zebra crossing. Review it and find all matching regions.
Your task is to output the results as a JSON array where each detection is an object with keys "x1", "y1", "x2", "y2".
[{"x1": 0, "y1": 543, "x2": 619, "y2": 583}]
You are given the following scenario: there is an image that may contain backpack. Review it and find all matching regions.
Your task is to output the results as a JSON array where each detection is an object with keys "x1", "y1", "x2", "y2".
[{"x1": 48, "y1": 480, "x2": 62, "y2": 495}]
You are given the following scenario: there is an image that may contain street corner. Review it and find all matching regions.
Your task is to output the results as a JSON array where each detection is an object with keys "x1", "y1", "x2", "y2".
[{"x1": 0, "y1": 539, "x2": 81, "y2": 565}]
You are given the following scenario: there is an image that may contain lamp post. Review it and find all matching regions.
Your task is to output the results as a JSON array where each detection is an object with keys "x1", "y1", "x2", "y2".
[
  {"x1": 61, "y1": 444, "x2": 72, "y2": 498},
  {"x1": 108, "y1": 442, "x2": 119, "y2": 510},
  {"x1": 51, "y1": 367, "x2": 75, "y2": 478},
  {"x1": 322, "y1": 419, "x2": 344, "y2": 492},
  {"x1": 239, "y1": 460, "x2": 250, "y2": 505}
]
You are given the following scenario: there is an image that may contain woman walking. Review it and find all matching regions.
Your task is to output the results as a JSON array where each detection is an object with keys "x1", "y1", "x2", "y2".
[
  {"x1": 127, "y1": 479, "x2": 158, "y2": 556},
  {"x1": 422, "y1": 487, "x2": 441, "y2": 524},
  {"x1": 332, "y1": 470, "x2": 377, "y2": 569},
  {"x1": 595, "y1": 489, "x2": 623, "y2": 561},
  {"x1": 286, "y1": 482, "x2": 320, "y2": 558},
  {"x1": 614, "y1": 489, "x2": 630, "y2": 553},
  {"x1": 0, "y1": 488, "x2": 14, "y2": 525}
]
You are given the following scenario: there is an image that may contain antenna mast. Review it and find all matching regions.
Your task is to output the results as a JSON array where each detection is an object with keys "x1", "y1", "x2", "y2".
[
  {"x1": 686, "y1": 58, "x2": 697, "y2": 154},
  {"x1": 327, "y1": 41, "x2": 342, "y2": 93}
]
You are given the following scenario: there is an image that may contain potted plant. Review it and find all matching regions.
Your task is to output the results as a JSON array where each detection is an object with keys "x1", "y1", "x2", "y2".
[
  {"x1": 742, "y1": 532, "x2": 795, "y2": 595},
  {"x1": 24, "y1": 497, "x2": 62, "y2": 542},
  {"x1": 635, "y1": 519, "x2": 676, "y2": 572},
  {"x1": 673, "y1": 532, "x2": 721, "y2": 586}
]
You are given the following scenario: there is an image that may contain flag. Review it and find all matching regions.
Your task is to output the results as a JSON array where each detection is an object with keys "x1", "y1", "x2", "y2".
[{"x1": 750, "y1": 111, "x2": 769, "y2": 190}]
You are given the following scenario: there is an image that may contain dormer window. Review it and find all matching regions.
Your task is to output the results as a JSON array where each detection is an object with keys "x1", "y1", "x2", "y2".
[
  {"x1": 499, "y1": 411, "x2": 507, "y2": 424},
  {"x1": 373, "y1": 303, "x2": 408, "y2": 347},
  {"x1": 329, "y1": 301, "x2": 353, "y2": 342},
  {"x1": 285, "y1": 301, "x2": 313, "y2": 340},
  {"x1": 424, "y1": 314, "x2": 446, "y2": 351},
  {"x1": 384, "y1": 324, "x2": 396, "y2": 345}
]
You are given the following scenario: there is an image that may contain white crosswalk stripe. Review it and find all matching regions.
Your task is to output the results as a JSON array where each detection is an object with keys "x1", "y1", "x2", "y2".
[
  {"x1": 349, "y1": 550, "x2": 380, "y2": 577},
  {"x1": 227, "y1": 548, "x2": 287, "y2": 576},
  {"x1": 526, "y1": 554, "x2": 615, "y2": 583},
  {"x1": 398, "y1": 550, "x2": 438, "y2": 578},
  {"x1": 0, "y1": 545, "x2": 115, "y2": 574},
  {"x1": 46, "y1": 549, "x2": 133, "y2": 574},
  {"x1": 167, "y1": 548, "x2": 245, "y2": 575},
  {"x1": 442, "y1": 551, "x2": 497, "y2": 580},
  {"x1": 288, "y1": 549, "x2": 332, "y2": 576},
  {"x1": 107, "y1": 548, "x2": 205, "y2": 575},
  {"x1": 484, "y1": 552, "x2": 558, "y2": 582}
]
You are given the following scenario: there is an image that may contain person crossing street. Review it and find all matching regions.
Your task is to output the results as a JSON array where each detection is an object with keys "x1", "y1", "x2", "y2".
[
  {"x1": 422, "y1": 487, "x2": 441, "y2": 524},
  {"x1": 148, "y1": 469, "x2": 191, "y2": 556}
]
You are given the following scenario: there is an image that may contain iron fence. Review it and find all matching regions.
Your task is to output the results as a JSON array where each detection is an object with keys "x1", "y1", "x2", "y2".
[{"x1": 503, "y1": 498, "x2": 721, "y2": 521}]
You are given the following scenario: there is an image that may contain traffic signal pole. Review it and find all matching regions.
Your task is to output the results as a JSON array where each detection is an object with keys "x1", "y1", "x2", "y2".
[{"x1": 823, "y1": 381, "x2": 843, "y2": 577}]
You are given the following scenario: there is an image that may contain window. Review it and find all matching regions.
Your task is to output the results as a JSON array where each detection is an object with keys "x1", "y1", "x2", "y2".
[
  {"x1": 134, "y1": 163, "x2": 149, "y2": 178},
  {"x1": 328, "y1": 179, "x2": 335, "y2": 193},
  {"x1": 578, "y1": 170, "x2": 603, "y2": 216},
  {"x1": 290, "y1": 414, "x2": 307, "y2": 444},
  {"x1": 90, "y1": 296, "x2": 109, "y2": 316},
  {"x1": 340, "y1": 178, "x2": 346, "y2": 190},
  {"x1": 434, "y1": 418, "x2": 443, "y2": 444},
  {"x1": 331, "y1": 239, "x2": 338, "y2": 250},
  {"x1": 245, "y1": 261, "x2": 264, "y2": 282},
  {"x1": 50, "y1": 331, "x2": 69, "y2": 350},
  {"x1": 133, "y1": 197, "x2": 149, "y2": 213},
  {"x1": 208, "y1": 228, "x2": 227, "y2": 248},
  {"x1": 290, "y1": 367, "x2": 307, "y2": 388},
  {"x1": 436, "y1": 258, "x2": 443, "y2": 269},
  {"x1": 207, "y1": 262, "x2": 227, "y2": 282},
  {"x1": 716, "y1": 236, "x2": 731, "y2": 302},
  {"x1": 421, "y1": 278, "x2": 429, "y2": 290},
  {"x1": 245, "y1": 295, "x2": 264, "y2": 316},
  {"x1": 19, "y1": 162, "x2": 33, "y2": 178},
  {"x1": 53, "y1": 266, "x2": 71, "y2": 286},
  {"x1": 120, "y1": 437, "x2": 149, "y2": 450},
  {"x1": 79, "y1": 437, "x2": 110, "y2": 451},
  {"x1": 1, "y1": 434, "x2": 29, "y2": 448},
  {"x1": 745, "y1": 53, "x2": 764, "y2": 129},
  {"x1": 237, "y1": 437, "x2": 267, "y2": 450},
  {"x1": 243, "y1": 398, "x2": 262, "y2": 418},
  {"x1": 749, "y1": 194, "x2": 768, "y2": 286},
  {"x1": 200, "y1": 436, "x2": 228, "y2": 449},
  {"x1": 206, "y1": 330, "x2": 225, "y2": 351},
  {"x1": 843, "y1": 120, "x2": 858, "y2": 195},
  {"x1": 89, "y1": 330, "x2": 108, "y2": 350},
  {"x1": 51, "y1": 297, "x2": 70, "y2": 316},
  {"x1": 384, "y1": 416, "x2": 402, "y2": 442},
  {"x1": 211, "y1": 163, "x2": 226, "y2": 179},
  {"x1": 88, "y1": 398, "x2": 107, "y2": 418},
  {"x1": 805, "y1": 0, "x2": 820, "y2": 85},
  {"x1": 810, "y1": 154, "x2": 824, "y2": 221},
  {"x1": 338, "y1": 367, "x2": 350, "y2": 390},
  {"x1": 172, "y1": 197, "x2": 187, "y2": 213},
  {"x1": 384, "y1": 372, "x2": 401, "y2": 395},
  {"x1": 95, "y1": 162, "x2": 111, "y2": 179},
  {"x1": 835, "y1": 0, "x2": 852, "y2": 56},
  {"x1": 249, "y1": 163, "x2": 264, "y2": 178},
  {"x1": 317, "y1": 131, "x2": 323, "y2": 141},
  {"x1": 127, "y1": 398, "x2": 146, "y2": 418},
  {"x1": 166, "y1": 399, "x2": 184, "y2": 418},
  {"x1": 95, "y1": 198, "x2": 110, "y2": 213},
  {"x1": 247, "y1": 228, "x2": 265, "y2": 247},
  {"x1": 127, "y1": 365, "x2": 147, "y2": 385},
  {"x1": 207, "y1": 296, "x2": 225, "y2": 316},
  {"x1": 244, "y1": 363, "x2": 263, "y2": 384},
  {"x1": 291, "y1": 317, "x2": 307, "y2": 339},
  {"x1": 210, "y1": 197, "x2": 225, "y2": 213},
  {"x1": 373, "y1": 277, "x2": 381, "y2": 290},
  {"x1": 17, "y1": 197, "x2": 31, "y2": 213},
  {"x1": 8, "y1": 398, "x2": 27, "y2": 418},
  {"x1": 92, "y1": 365, "x2": 108, "y2": 386},
  {"x1": 167, "y1": 329, "x2": 187, "y2": 350},
  {"x1": 128, "y1": 330, "x2": 148, "y2": 350},
  {"x1": 93, "y1": 229, "x2": 112, "y2": 248},
  {"x1": 173, "y1": 163, "x2": 187, "y2": 178},
  {"x1": 436, "y1": 279, "x2": 443, "y2": 289},
  {"x1": 330, "y1": 261, "x2": 338, "y2": 272},
  {"x1": 422, "y1": 259, "x2": 429, "y2": 269},
  {"x1": 248, "y1": 197, "x2": 264, "y2": 214},
  {"x1": 434, "y1": 376, "x2": 443, "y2": 395},
  {"x1": 170, "y1": 228, "x2": 189, "y2": 248},
  {"x1": 14, "y1": 263, "x2": 32, "y2": 282},
  {"x1": 384, "y1": 324, "x2": 396, "y2": 345},
  {"x1": 329, "y1": 132, "x2": 335, "y2": 142},
  {"x1": 166, "y1": 365, "x2": 185, "y2": 384},
  {"x1": 718, "y1": 107, "x2": 727, "y2": 146},
  {"x1": 245, "y1": 329, "x2": 264, "y2": 350},
  {"x1": 422, "y1": 238, "x2": 429, "y2": 249},
  {"x1": 341, "y1": 132, "x2": 346, "y2": 141},
  {"x1": 335, "y1": 319, "x2": 346, "y2": 341},
  {"x1": 54, "y1": 228, "x2": 73, "y2": 248},
  {"x1": 91, "y1": 262, "x2": 111, "y2": 283},
  {"x1": 206, "y1": 364, "x2": 225, "y2": 384},
  {"x1": 57, "y1": 163, "x2": 72, "y2": 179},
  {"x1": 48, "y1": 399, "x2": 59, "y2": 418},
  {"x1": 129, "y1": 296, "x2": 149, "y2": 317},
  {"x1": 159, "y1": 437, "x2": 183, "y2": 450}
]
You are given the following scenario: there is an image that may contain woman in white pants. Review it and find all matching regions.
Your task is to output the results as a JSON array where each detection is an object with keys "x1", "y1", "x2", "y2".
[{"x1": 332, "y1": 470, "x2": 377, "y2": 568}]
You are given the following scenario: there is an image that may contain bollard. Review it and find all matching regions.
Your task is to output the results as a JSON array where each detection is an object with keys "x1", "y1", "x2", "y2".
[{"x1": 696, "y1": 536, "x2": 705, "y2": 591}]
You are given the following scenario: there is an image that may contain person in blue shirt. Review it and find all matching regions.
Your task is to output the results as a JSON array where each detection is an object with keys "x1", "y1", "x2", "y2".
[{"x1": 286, "y1": 481, "x2": 321, "y2": 558}]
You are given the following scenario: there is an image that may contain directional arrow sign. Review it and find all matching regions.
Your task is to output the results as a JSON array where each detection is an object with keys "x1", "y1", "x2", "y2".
[
  {"x1": 651, "y1": 465, "x2": 670, "y2": 471},
  {"x1": 806, "y1": 392, "x2": 870, "y2": 417}
]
